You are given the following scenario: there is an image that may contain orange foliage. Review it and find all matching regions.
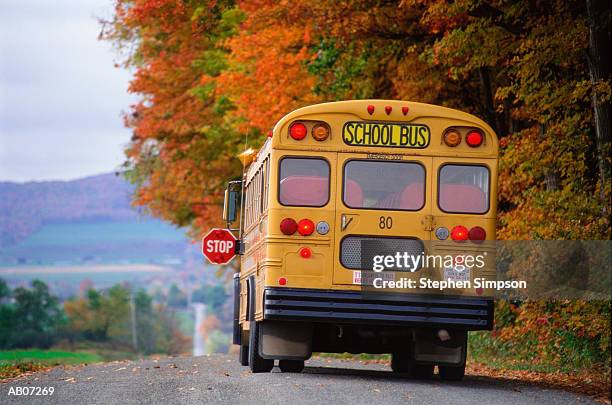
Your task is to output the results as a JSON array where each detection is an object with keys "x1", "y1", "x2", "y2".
[{"x1": 217, "y1": 1, "x2": 320, "y2": 133}]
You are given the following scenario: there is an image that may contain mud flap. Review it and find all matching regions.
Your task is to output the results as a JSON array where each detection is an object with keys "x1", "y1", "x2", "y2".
[
  {"x1": 258, "y1": 321, "x2": 313, "y2": 360},
  {"x1": 412, "y1": 329, "x2": 467, "y2": 366}
]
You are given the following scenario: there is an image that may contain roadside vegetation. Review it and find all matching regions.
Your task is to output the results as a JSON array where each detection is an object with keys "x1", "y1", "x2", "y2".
[{"x1": 0, "y1": 278, "x2": 193, "y2": 379}]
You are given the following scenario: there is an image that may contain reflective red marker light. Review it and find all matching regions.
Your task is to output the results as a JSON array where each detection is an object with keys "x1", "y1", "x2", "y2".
[
  {"x1": 451, "y1": 225, "x2": 469, "y2": 241},
  {"x1": 367, "y1": 105, "x2": 375, "y2": 115},
  {"x1": 468, "y1": 226, "x2": 486, "y2": 242},
  {"x1": 297, "y1": 219, "x2": 315, "y2": 236},
  {"x1": 299, "y1": 247, "x2": 312, "y2": 259},
  {"x1": 385, "y1": 106, "x2": 392, "y2": 115},
  {"x1": 402, "y1": 106, "x2": 409, "y2": 115},
  {"x1": 466, "y1": 130, "x2": 483, "y2": 147},
  {"x1": 289, "y1": 122, "x2": 307, "y2": 140},
  {"x1": 279, "y1": 277, "x2": 287, "y2": 286},
  {"x1": 280, "y1": 218, "x2": 298, "y2": 235}
]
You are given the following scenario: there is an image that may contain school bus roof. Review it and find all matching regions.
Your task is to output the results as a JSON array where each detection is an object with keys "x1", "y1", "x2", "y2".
[{"x1": 269, "y1": 100, "x2": 499, "y2": 158}]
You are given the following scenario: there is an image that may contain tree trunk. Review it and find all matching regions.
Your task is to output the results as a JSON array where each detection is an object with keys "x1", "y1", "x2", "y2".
[
  {"x1": 478, "y1": 67, "x2": 501, "y2": 135},
  {"x1": 586, "y1": 0, "x2": 611, "y2": 212},
  {"x1": 539, "y1": 124, "x2": 560, "y2": 191}
]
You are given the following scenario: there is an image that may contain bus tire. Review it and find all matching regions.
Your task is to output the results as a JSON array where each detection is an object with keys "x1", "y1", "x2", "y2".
[
  {"x1": 278, "y1": 360, "x2": 304, "y2": 373},
  {"x1": 391, "y1": 353, "x2": 433, "y2": 379},
  {"x1": 390, "y1": 352, "x2": 410, "y2": 373},
  {"x1": 410, "y1": 364, "x2": 434, "y2": 379},
  {"x1": 439, "y1": 364, "x2": 465, "y2": 381},
  {"x1": 248, "y1": 320, "x2": 273, "y2": 373},
  {"x1": 238, "y1": 342, "x2": 249, "y2": 366}
]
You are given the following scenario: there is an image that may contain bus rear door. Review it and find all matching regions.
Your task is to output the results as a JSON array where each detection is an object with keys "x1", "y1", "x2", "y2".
[{"x1": 333, "y1": 154, "x2": 433, "y2": 286}]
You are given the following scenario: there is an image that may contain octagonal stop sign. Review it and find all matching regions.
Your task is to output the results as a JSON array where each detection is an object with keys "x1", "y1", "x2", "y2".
[{"x1": 202, "y1": 228, "x2": 237, "y2": 265}]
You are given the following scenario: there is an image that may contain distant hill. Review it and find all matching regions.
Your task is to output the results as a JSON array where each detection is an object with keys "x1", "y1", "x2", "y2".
[{"x1": 0, "y1": 173, "x2": 141, "y2": 247}]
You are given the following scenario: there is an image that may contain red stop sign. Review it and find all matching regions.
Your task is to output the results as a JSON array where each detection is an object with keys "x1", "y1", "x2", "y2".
[{"x1": 202, "y1": 228, "x2": 237, "y2": 265}]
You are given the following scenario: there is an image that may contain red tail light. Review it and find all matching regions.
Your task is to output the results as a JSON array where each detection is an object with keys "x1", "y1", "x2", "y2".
[
  {"x1": 297, "y1": 219, "x2": 315, "y2": 236},
  {"x1": 466, "y1": 130, "x2": 483, "y2": 147},
  {"x1": 451, "y1": 225, "x2": 469, "y2": 241},
  {"x1": 280, "y1": 218, "x2": 297, "y2": 235},
  {"x1": 468, "y1": 226, "x2": 486, "y2": 242},
  {"x1": 289, "y1": 122, "x2": 307, "y2": 140},
  {"x1": 299, "y1": 247, "x2": 312, "y2": 258}
]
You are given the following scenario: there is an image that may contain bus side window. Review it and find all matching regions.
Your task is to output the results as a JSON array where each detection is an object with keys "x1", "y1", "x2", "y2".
[
  {"x1": 261, "y1": 158, "x2": 269, "y2": 213},
  {"x1": 244, "y1": 180, "x2": 251, "y2": 229}
]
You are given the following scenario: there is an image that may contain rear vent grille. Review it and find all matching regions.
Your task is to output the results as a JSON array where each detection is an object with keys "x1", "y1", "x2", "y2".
[{"x1": 340, "y1": 236, "x2": 424, "y2": 271}]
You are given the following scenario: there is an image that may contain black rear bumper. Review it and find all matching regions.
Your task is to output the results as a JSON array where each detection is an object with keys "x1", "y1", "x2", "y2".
[{"x1": 264, "y1": 288, "x2": 494, "y2": 330}]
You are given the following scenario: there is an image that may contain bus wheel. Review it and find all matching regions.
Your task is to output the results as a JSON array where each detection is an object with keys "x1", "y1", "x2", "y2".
[
  {"x1": 390, "y1": 352, "x2": 410, "y2": 373},
  {"x1": 409, "y1": 364, "x2": 434, "y2": 379},
  {"x1": 391, "y1": 353, "x2": 433, "y2": 379},
  {"x1": 248, "y1": 320, "x2": 274, "y2": 373},
  {"x1": 278, "y1": 360, "x2": 304, "y2": 373},
  {"x1": 238, "y1": 342, "x2": 249, "y2": 366},
  {"x1": 439, "y1": 364, "x2": 465, "y2": 381}
]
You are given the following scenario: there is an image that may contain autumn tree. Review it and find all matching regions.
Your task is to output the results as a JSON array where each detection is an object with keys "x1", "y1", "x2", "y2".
[
  {"x1": 102, "y1": 0, "x2": 246, "y2": 238},
  {"x1": 105, "y1": 0, "x2": 610, "y2": 240}
]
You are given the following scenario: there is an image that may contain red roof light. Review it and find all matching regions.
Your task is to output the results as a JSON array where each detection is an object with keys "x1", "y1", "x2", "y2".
[
  {"x1": 289, "y1": 122, "x2": 307, "y2": 140},
  {"x1": 466, "y1": 130, "x2": 483, "y2": 147}
]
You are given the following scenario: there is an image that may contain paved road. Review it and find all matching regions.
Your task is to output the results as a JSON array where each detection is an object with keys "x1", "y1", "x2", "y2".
[{"x1": 0, "y1": 354, "x2": 597, "y2": 405}]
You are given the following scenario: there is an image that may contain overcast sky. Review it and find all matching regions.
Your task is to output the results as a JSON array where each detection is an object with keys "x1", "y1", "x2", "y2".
[{"x1": 0, "y1": 0, "x2": 135, "y2": 182}]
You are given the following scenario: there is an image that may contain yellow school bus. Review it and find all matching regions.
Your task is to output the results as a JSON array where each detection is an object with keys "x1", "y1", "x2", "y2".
[{"x1": 224, "y1": 100, "x2": 498, "y2": 380}]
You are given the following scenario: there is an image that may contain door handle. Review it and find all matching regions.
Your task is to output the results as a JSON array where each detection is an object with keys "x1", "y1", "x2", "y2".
[{"x1": 341, "y1": 214, "x2": 354, "y2": 231}]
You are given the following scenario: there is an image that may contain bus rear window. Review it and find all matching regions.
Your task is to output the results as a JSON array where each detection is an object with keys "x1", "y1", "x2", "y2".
[
  {"x1": 439, "y1": 165, "x2": 489, "y2": 214},
  {"x1": 343, "y1": 161, "x2": 425, "y2": 211},
  {"x1": 279, "y1": 157, "x2": 330, "y2": 207}
]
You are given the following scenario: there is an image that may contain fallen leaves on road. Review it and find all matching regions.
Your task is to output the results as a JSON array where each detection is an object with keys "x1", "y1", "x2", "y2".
[
  {"x1": 313, "y1": 354, "x2": 610, "y2": 404},
  {"x1": 0, "y1": 362, "x2": 49, "y2": 380},
  {"x1": 465, "y1": 362, "x2": 611, "y2": 405}
]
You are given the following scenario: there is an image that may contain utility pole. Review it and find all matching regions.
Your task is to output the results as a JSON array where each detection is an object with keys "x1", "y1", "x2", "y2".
[{"x1": 130, "y1": 290, "x2": 138, "y2": 351}]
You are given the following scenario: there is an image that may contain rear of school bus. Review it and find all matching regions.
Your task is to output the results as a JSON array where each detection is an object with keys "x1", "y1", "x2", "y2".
[{"x1": 238, "y1": 100, "x2": 497, "y2": 379}]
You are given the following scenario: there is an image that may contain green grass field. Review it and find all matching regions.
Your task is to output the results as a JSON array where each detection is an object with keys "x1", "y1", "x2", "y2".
[
  {"x1": 0, "y1": 219, "x2": 190, "y2": 267},
  {"x1": 0, "y1": 349, "x2": 105, "y2": 379},
  {"x1": 0, "y1": 350, "x2": 103, "y2": 366}
]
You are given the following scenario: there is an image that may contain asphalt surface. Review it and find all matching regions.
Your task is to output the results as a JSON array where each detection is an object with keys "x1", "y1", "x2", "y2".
[{"x1": 0, "y1": 354, "x2": 598, "y2": 405}]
